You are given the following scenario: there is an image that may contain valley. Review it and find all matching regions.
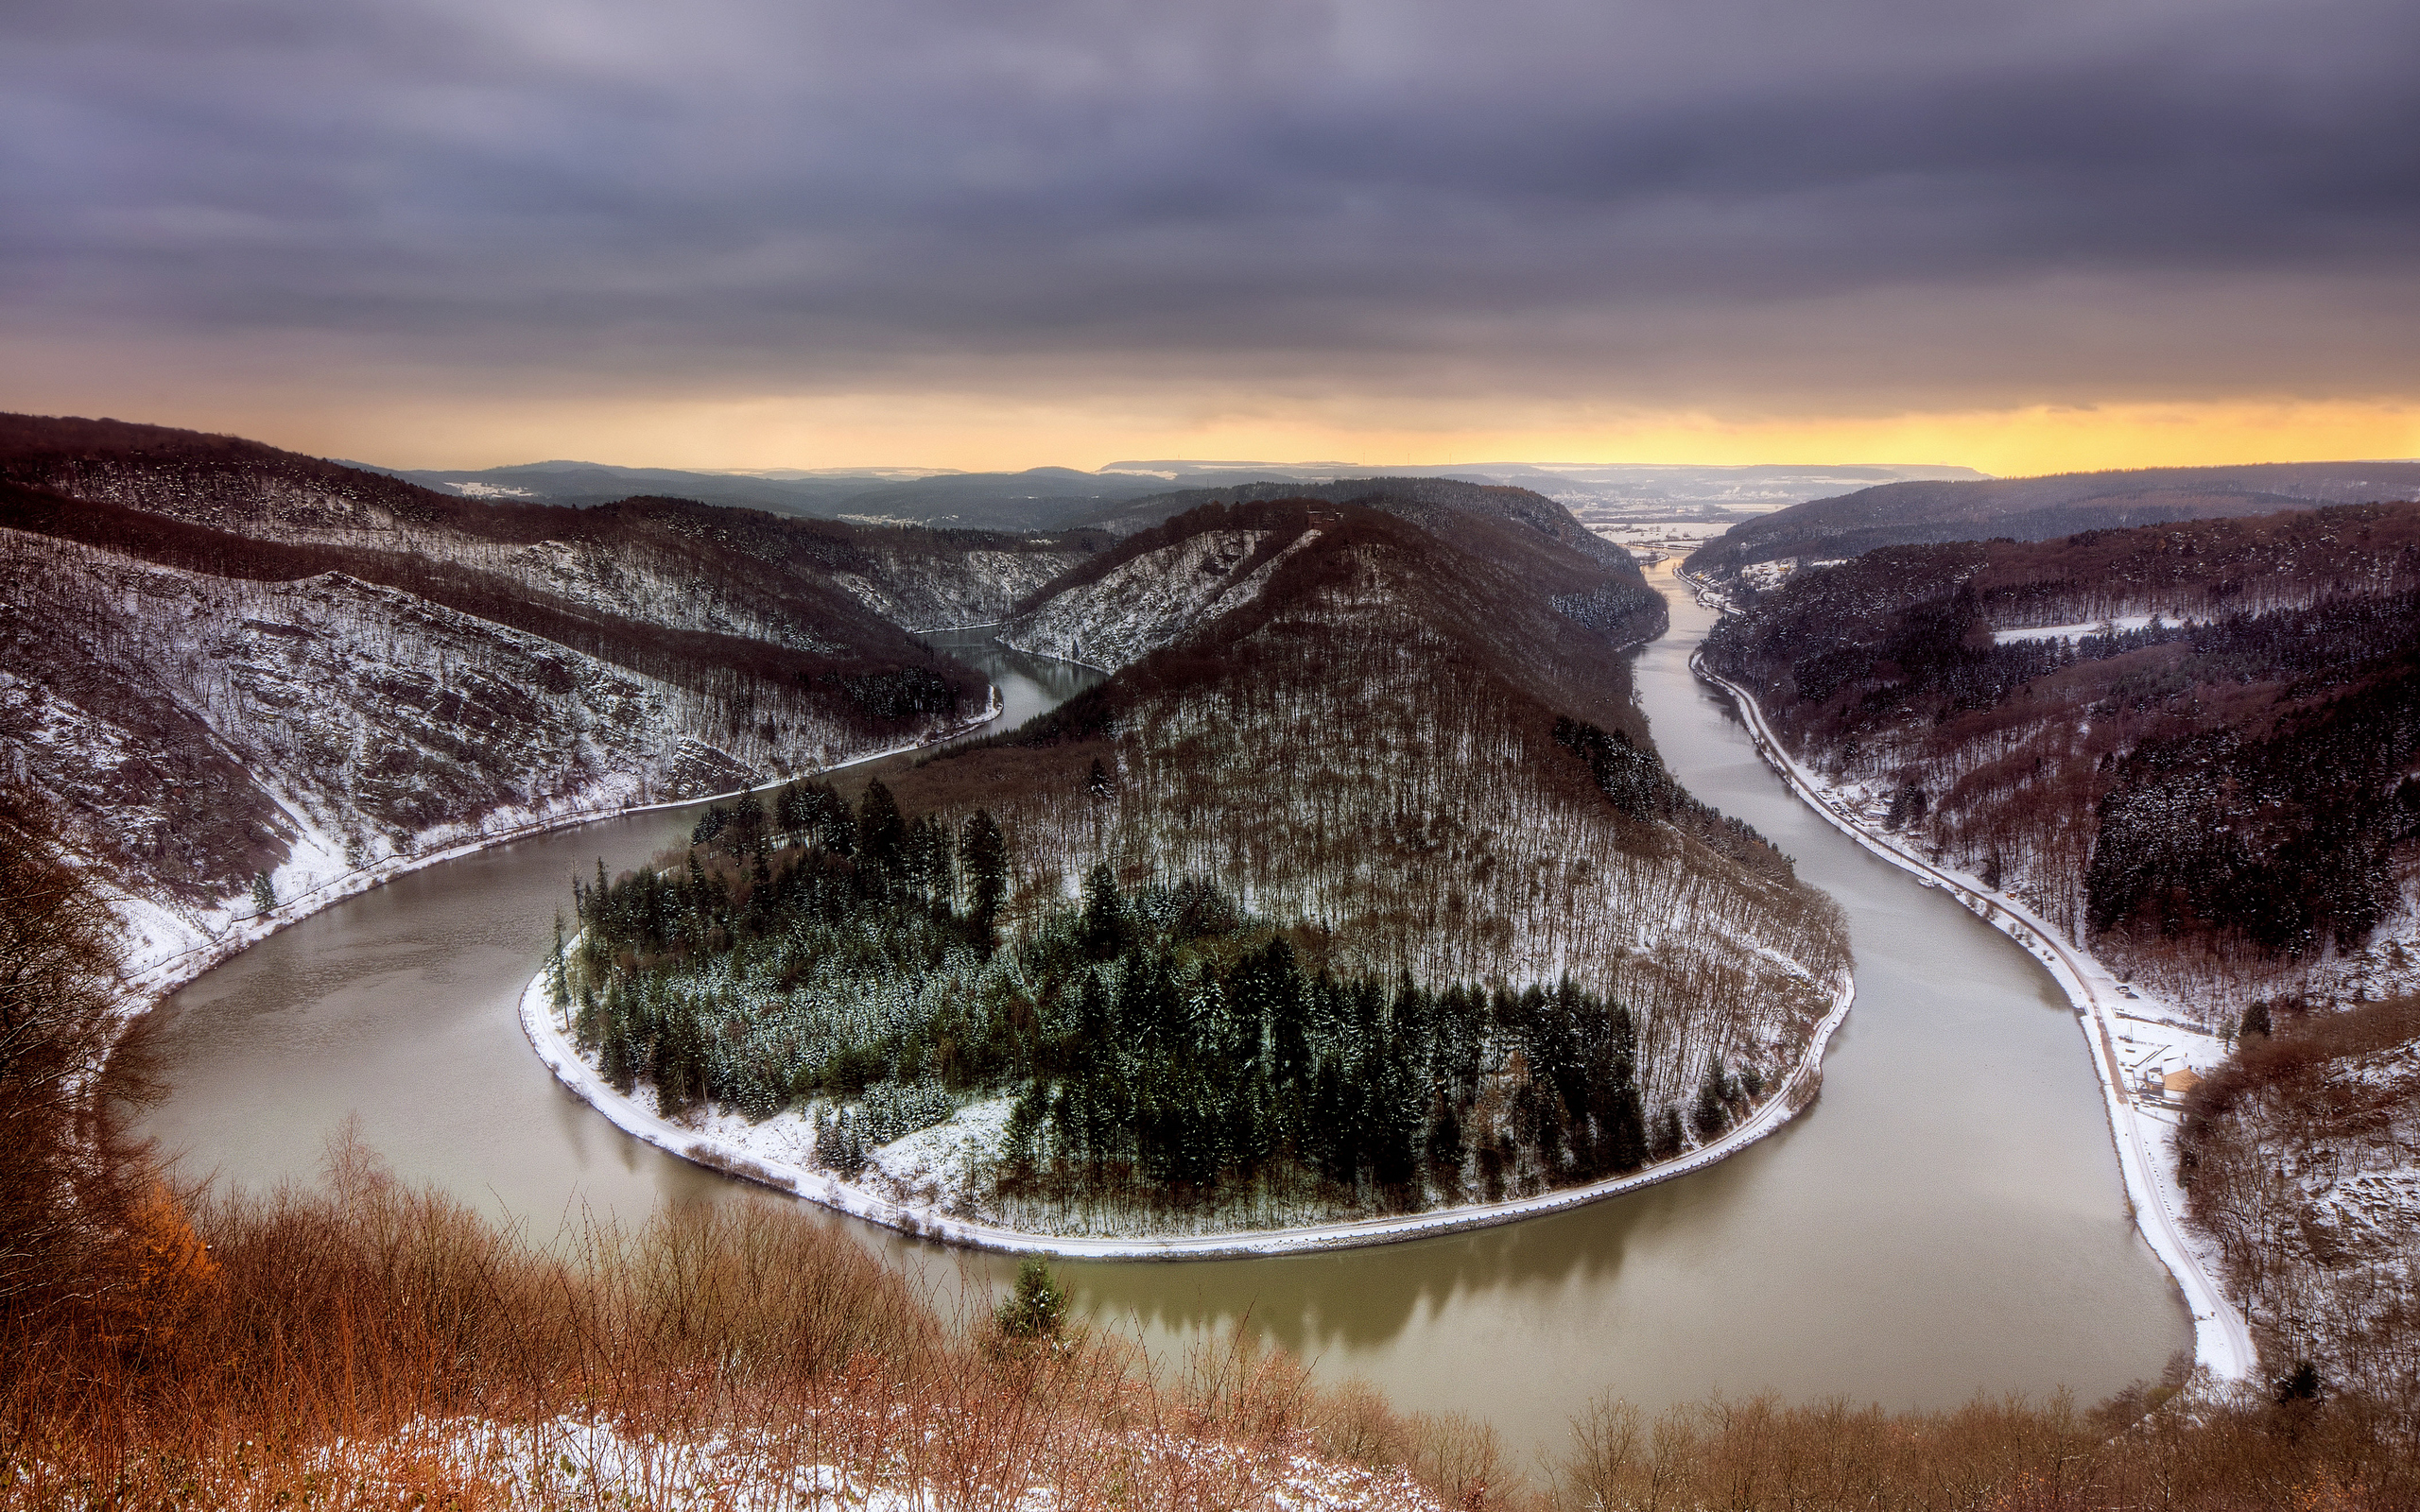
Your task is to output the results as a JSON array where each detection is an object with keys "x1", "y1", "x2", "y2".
[
  {"x1": 130, "y1": 562, "x2": 2190, "y2": 1463},
  {"x1": 532, "y1": 493, "x2": 1845, "y2": 1242},
  {"x1": 12, "y1": 418, "x2": 2414, "y2": 1486},
  {"x1": 16, "y1": 0, "x2": 2420, "y2": 1497}
]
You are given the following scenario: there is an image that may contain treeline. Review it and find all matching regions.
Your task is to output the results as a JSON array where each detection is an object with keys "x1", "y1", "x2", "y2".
[
  {"x1": 567, "y1": 781, "x2": 1774, "y2": 1219},
  {"x1": 999, "y1": 871, "x2": 1683, "y2": 1207}
]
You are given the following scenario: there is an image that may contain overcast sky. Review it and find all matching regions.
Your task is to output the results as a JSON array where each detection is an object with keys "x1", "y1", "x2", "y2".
[{"x1": 4, "y1": 0, "x2": 2415, "y2": 469}]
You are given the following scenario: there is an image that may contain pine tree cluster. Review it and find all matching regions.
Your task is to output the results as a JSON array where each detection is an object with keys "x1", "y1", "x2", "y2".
[{"x1": 566, "y1": 781, "x2": 1752, "y2": 1216}]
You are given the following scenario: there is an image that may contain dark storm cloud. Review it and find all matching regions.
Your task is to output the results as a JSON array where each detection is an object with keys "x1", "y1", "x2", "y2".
[{"x1": 5, "y1": 0, "x2": 2416, "y2": 405}]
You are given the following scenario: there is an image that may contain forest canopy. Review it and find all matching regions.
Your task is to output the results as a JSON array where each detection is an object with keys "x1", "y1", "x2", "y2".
[{"x1": 562, "y1": 778, "x2": 1778, "y2": 1229}]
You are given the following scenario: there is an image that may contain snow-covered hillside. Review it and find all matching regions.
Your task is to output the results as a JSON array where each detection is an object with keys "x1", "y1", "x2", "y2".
[
  {"x1": 20, "y1": 452, "x2": 1092, "y2": 649},
  {"x1": 2181, "y1": 997, "x2": 2420, "y2": 1405},
  {"x1": 999, "y1": 527, "x2": 1318, "y2": 669},
  {"x1": 837, "y1": 542, "x2": 1096, "y2": 630},
  {"x1": 895, "y1": 504, "x2": 1849, "y2": 1126},
  {"x1": 0, "y1": 528, "x2": 973, "y2": 986}
]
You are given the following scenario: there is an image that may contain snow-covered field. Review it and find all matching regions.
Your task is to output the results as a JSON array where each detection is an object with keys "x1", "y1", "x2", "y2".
[
  {"x1": 1988, "y1": 612, "x2": 2203, "y2": 644},
  {"x1": 1677, "y1": 576, "x2": 2256, "y2": 1381}
]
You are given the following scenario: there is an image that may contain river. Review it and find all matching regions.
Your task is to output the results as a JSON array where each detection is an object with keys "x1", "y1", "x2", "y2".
[{"x1": 138, "y1": 578, "x2": 2189, "y2": 1464}]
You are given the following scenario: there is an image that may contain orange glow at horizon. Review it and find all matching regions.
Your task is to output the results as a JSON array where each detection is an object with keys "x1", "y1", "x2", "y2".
[{"x1": 15, "y1": 386, "x2": 2419, "y2": 478}]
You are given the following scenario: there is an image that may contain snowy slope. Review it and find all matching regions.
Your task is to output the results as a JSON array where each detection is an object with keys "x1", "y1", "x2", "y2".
[
  {"x1": 998, "y1": 528, "x2": 1318, "y2": 669},
  {"x1": 0, "y1": 527, "x2": 977, "y2": 986},
  {"x1": 835, "y1": 542, "x2": 1095, "y2": 630},
  {"x1": 902, "y1": 511, "x2": 1850, "y2": 1125}
]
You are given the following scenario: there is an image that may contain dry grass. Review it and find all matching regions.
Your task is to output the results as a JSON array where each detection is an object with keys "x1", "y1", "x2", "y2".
[
  {"x1": 0, "y1": 1136, "x2": 1476, "y2": 1509},
  {"x1": 9, "y1": 1137, "x2": 2418, "y2": 1508},
  {"x1": 1544, "y1": 1387, "x2": 2420, "y2": 1512}
]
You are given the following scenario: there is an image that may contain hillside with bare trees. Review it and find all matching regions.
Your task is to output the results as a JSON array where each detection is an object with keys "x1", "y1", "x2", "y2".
[
  {"x1": 2178, "y1": 993, "x2": 2420, "y2": 1409},
  {"x1": 1700, "y1": 502, "x2": 2420, "y2": 1013},
  {"x1": 1698, "y1": 500, "x2": 2420, "y2": 1402},
  {"x1": 559, "y1": 496, "x2": 1846, "y2": 1235},
  {"x1": 0, "y1": 413, "x2": 1102, "y2": 980}
]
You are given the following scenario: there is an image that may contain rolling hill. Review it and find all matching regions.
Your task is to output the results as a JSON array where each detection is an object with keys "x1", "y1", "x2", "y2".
[
  {"x1": 1684, "y1": 461, "x2": 2420, "y2": 581},
  {"x1": 0, "y1": 413, "x2": 1098, "y2": 978}
]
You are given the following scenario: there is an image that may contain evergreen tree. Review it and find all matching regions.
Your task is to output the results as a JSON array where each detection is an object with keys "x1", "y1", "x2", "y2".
[
  {"x1": 856, "y1": 780, "x2": 906, "y2": 894},
  {"x1": 1078, "y1": 862, "x2": 1130, "y2": 958},
  {"x1": 1236, "y1": 937, "x2": 1306, "y2": 1078},
  {"x1": 1003, "y1": 1079, "x2": 1047, "y2": 1172},
  {"x1": 961, "y1": 808, "x2": 1008, "y2": 932},
  {"x1": 1368, "y1": 1049, "x2": 1423, "y2": 1191},
  {"x1": 1601, "y1": 1003, "x2": 1649, "y2": 1173},
  {"x1": 601, "y1": 1016, "x2": 636, "y2": 1094},
  {"x1": 1649, "y1": 1106, "x2": 1684, "y2": 1161},
  {"x1": 1426, "y1": 1097, "x2": 1464, "y2": 1190},
  {"x1": 777, "y1": 779, "x2": 854, "y2": 854},
  {"x1": 1690, "y1": 1064, "x2": 1731, "y2": 1142},
  {"x1": 995, "y1": 1258, "x2": 1067, "y2": 1339}
]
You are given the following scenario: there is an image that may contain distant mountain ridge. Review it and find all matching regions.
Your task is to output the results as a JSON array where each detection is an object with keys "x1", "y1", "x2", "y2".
[
  {"x1": 1685, "y1": 460, "x2": 2420, "y2": 578},
  {"x1": 350, "y1": 454, "x2": 1990, "y2": 531},
  {"x1": 1017, "y1": 478, "x2": 1668, "y2": 655},
  {"x1": 342, "y1": 457, "x2": 1176, "y2": 530}
]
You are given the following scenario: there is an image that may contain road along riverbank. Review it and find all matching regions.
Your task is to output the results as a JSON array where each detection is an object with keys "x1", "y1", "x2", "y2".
[{"x1": 1677, "y1": 571, "x2": 2254, "y2": 1383}]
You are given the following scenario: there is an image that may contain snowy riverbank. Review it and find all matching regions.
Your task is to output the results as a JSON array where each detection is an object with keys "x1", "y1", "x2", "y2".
[
  {"x1": 518, "y1": 944, "x2": 1855, "y2": 1259},
  {"x1": 1676, "y1": 573, "x2": 2255, "y2": 1381},
  {"x1": 117, "y1": 689, "x2": 1003, "y2": 1005}
]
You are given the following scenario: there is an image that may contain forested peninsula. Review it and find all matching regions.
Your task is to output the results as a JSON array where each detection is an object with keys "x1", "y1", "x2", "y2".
[{"x1": 548, "y1": 496, "x2": 1850, "y2": 1239}]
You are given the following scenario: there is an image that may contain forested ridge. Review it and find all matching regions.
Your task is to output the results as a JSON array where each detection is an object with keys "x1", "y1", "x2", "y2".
[
  {"x1": 1685, "y1": 460, "x2": 2420, "y2": 578},
  {"x1": 1702, "y1": 502, "x2": 2420, "y2": 997},
  {"x1": 1079, "y1": 481, "x2": 1667, "y2": 647},
  {"x1": 559, "y1": 495, "x2": 1845, "y2": 1234},
  {"x1": 0, "y1": 412, "x2": 1096, "y2": 962},
  {"x1": 565, "y1": 778, "x2": 1759, "y2": 1228},
  {"x1": 893, "y1": 501, "x2": 1844, "y2": 1118}
]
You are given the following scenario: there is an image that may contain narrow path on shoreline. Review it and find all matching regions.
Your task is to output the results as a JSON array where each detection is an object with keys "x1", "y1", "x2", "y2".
[{"x1": 1676, "y1": 569, "x2": 2254, "y2": 1380}]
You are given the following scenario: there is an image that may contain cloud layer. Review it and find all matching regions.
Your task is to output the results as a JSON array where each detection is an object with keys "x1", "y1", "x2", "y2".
[{"x1": 5, "y1": 0, "x2": 2416, "y2": 448}]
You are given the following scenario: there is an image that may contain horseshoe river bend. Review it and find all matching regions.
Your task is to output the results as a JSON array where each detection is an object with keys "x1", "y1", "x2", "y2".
[{"x1": 135, "y1": 568, "x2": 2191, "y2": 1463}]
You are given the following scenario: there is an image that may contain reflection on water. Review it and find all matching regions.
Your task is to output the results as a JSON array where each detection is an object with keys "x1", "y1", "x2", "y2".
[
  {"x1": 141, "y1": 578, "x2": 2189, "y2": 1464},
  {"x1": 922, "y1": 627, "x2": 1099, "y2": 744}
]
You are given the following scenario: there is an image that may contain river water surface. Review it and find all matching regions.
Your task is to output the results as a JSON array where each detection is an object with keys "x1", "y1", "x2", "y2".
[{"x1": 140, "y1": 580, "x2": 2189, "y2": 1464}]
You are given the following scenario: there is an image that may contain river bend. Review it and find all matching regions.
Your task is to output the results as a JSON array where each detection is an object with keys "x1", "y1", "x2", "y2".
[{"x1": 140, "y1": 582, "x2": 2190, "y2": 1461}]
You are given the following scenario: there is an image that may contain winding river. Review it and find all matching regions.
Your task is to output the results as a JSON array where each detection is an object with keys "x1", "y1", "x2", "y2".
[{"x1": 139, "y1": 574, "x2": 2190, "y2": 1463}]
